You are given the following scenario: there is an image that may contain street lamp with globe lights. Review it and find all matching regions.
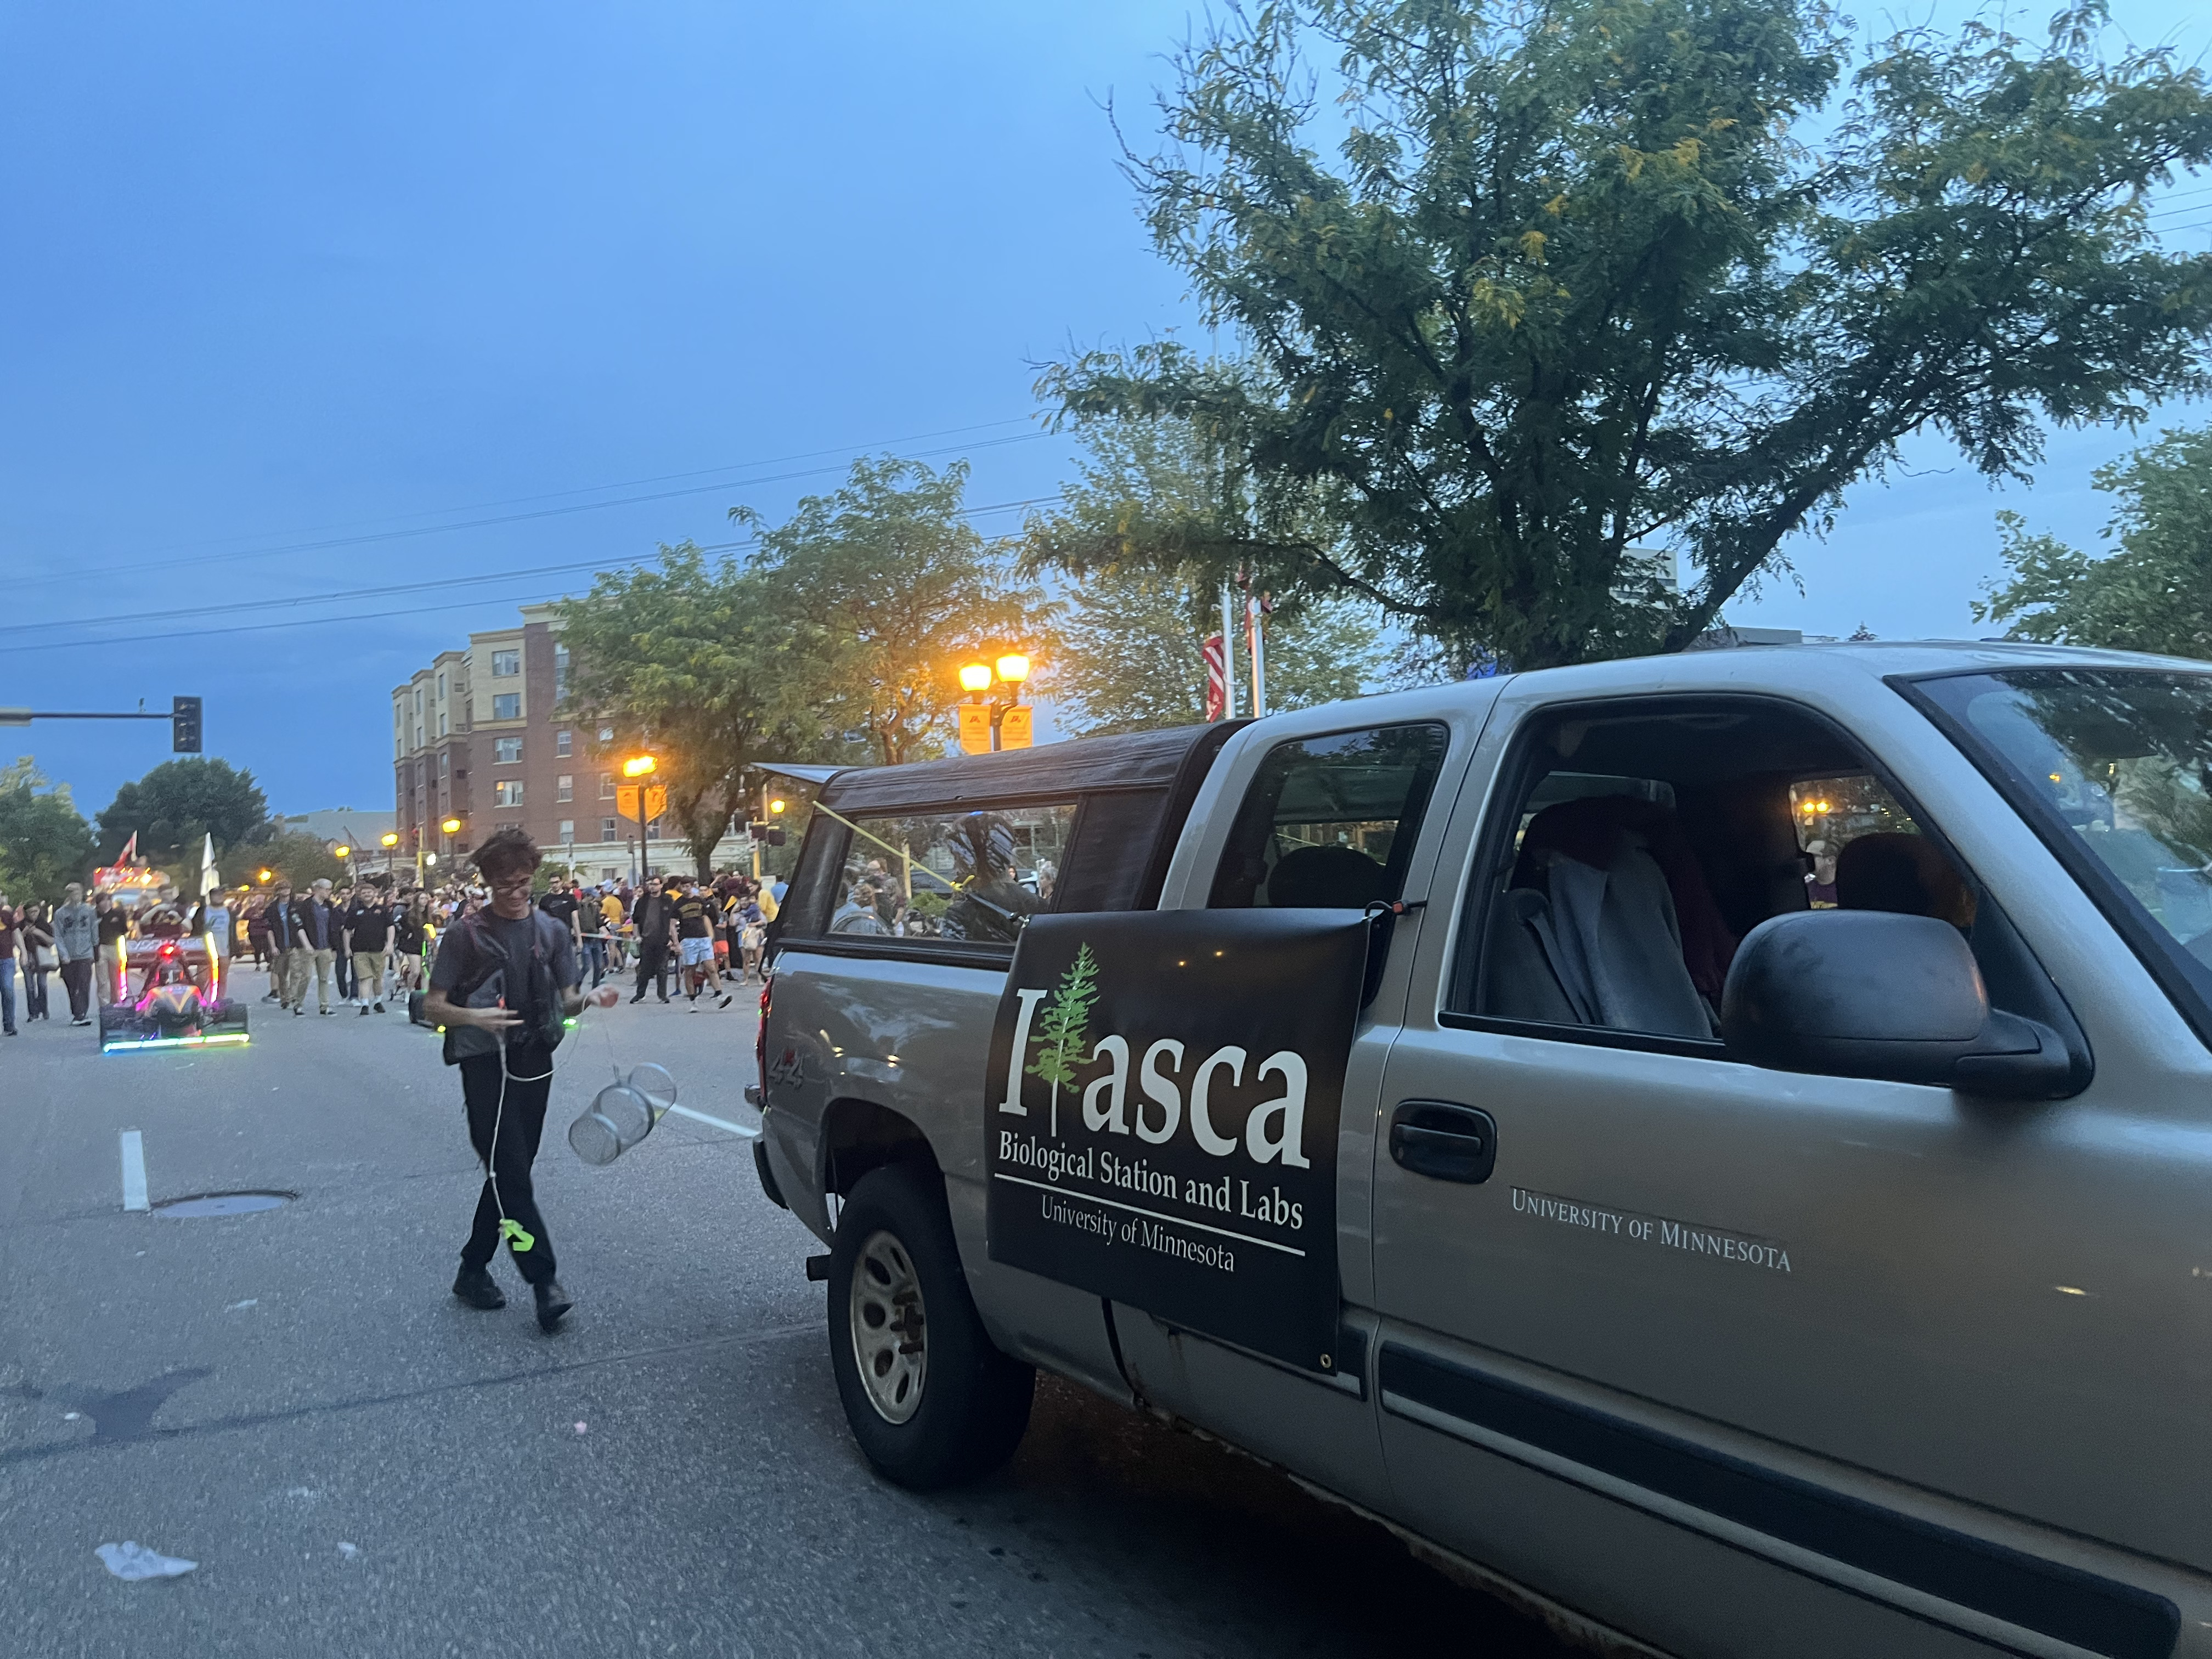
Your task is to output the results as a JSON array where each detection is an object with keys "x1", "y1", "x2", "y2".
[{"x1": 956, "y1": 653, "x2": 1034, "y2": 752}]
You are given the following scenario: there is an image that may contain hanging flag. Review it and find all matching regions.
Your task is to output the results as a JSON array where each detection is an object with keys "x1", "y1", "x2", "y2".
[
  {"x1": 120, "y1": 831, "x2": 140, "y2": 866},
  {"x1": 1202, "y1": 634, "x2": 1227, "y2": 721},
  {"x1": 200, "y1": 833, "x2": 220, "y2": 899}
]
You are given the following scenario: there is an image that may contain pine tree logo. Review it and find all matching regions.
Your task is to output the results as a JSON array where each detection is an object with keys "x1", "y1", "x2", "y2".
[{"x1": 1025, "y1": 943, "x2": 1099, "y2": 1138}]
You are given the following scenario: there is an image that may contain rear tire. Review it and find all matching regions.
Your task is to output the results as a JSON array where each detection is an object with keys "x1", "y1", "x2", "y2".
[{"x1": 827, "y1": 1163, "x2": 1034, "y2": 1489}]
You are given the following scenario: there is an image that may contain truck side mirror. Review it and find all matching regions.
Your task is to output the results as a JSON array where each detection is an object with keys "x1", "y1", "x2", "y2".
[{"x1": 1721, "y1": 911, "x2": 2075, "y2": 1099}]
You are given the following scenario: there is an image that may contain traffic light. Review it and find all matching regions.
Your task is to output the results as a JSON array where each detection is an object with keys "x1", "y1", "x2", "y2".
[
  {"x1": 745, "y1": 821, "x2": 787, "y2": 847},
  {"x1": 171, "y1": 696, "x2": 203, "y2": 753}
]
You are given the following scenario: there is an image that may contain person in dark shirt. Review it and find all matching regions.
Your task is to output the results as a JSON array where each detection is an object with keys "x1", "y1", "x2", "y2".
[
  {"x1": 670, "y1": 879, "x2": 729, "y2": 1007},
  {"x1": 628, "y1": 877, "x2": 674, "y2": 1005},
  {"x1": 94, "y1": 897, "x2": 131, "y2": 1007},
  {"x1": 343, "y1": 880, "x2": 398, "y2": 1014},
  {"x1": 423, "y1": 827, "x2": 618, "y2": 1331}
]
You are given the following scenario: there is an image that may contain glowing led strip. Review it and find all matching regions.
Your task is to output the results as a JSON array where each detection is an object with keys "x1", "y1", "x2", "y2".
[{"x1": 102, "y1": 1032, "x2": 251, "y2": 1054}]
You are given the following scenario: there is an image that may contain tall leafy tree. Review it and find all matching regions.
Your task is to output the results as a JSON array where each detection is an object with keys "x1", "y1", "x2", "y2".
[
  {"x1": 1040, "y1": 0, "x2": 2212, "y2": 672},
  {"x1": 741, "y1": 458, "x2": 1049, "y2": 767},
  {"x1": 556, "y1": 542, "x2": 816, "y2": 878},
  {"x1": 1052, "y1": 568, "x2": 1384, "y2": 734},
  {"x1": 1976, "y1": 424, "x2": 2212, "y2": 661},
  {"x1": 97, "y1": 757, "x2": 269, "y2": 868},
  {"x1": 0, "y1": 759, "x2": 98, "y2": 901}
]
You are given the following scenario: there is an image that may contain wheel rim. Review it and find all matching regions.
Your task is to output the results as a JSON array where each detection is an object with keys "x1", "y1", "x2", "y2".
[{"x1": 848, "y1": 1228, "x2": 928, "y2": 1425}]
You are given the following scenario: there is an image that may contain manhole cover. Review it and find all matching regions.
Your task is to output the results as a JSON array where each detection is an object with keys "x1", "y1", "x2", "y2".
[{"x1": 152, "y1": 1192, "x2": 295, "y2": 1218}]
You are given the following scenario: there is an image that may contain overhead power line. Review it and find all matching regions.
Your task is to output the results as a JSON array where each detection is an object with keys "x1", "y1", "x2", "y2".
[
  {"x1": 0, "y1": 495, "x2": 1063, "y2": 656},
  {"x1": 9, "y1": 427, "x2": 1054, "y2": 595}
]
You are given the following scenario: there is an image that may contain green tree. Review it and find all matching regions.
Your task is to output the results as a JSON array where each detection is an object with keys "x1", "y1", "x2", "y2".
[
  {"x1": 557, "y1": 541, "x2": 820, "y2": 877},
  {"x1": 1976, "y1": 424, "x2": 2212, "y2": 661},
  {"x1": 1040, "y1": 0, "x2": 2212, "y2": 672},
  {"x1": 1053, "y1": 567, "x2": 1384, "y2": 734},
  {"x1": 241, "y1": 830, "x2": 345, "y2": 894},
  {"x1": 1026, "y1": 943, "x2": 1101, "y2": 1137},
  {"x1": 741, "y1": 457, "x2": 1052, "y2": 768},
  {"x1": 0, "y1": 759, "x2": 98, "y2": 901},
  {"x1": 97, "y1": 757, "x2": 270, "y2": 868},
  {"x1": 1029, "y1": 419, "x2": 1386, "y2": 731}
]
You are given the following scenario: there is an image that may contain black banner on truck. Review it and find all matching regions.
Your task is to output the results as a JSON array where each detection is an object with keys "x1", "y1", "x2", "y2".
[{"x1": 985, "y1": 909, "x2": 1370, "y2": 1374}]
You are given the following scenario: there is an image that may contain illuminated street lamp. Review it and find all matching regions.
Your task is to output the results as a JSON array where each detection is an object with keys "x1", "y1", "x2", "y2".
[
  {"x1": 624, "y1": 754, "x2": 658, "y2": 882},
  {"x1": 441, "y1": 816, "x2": 462, "y2": 836},
  {"x1": 381, "y1": 831, "x2": 399, "y2": 877},
  {"x1": 335, "y1": 844, "x2": 351, "y2": 861},
  {"x1": 956, "y1": 653, "x2": 1034, "y2": 753},
  {"x1": 257, "y1": 868, "x2": 273, "y2": 884}
]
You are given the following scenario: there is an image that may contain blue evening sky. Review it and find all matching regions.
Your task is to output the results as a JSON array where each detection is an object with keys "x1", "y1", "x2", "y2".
[{"x1": 3, "y1": 1, "x2": 2207, "y2": 818}]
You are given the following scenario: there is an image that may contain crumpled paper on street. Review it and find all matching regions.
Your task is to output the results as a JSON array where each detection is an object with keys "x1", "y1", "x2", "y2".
[{"x1": 95, "y1": 1542, "x2": 197, "y2": 1580}]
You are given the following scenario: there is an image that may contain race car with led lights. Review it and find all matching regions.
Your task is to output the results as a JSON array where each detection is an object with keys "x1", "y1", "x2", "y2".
[{"x1": 98, "y1": 933, "x2": 249, "y2": 1053}]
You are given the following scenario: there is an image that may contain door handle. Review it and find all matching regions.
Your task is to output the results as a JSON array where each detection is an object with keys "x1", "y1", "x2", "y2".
[{"x1": 1389, "y1": 1101, "x2": 1498, "y2": 1184}]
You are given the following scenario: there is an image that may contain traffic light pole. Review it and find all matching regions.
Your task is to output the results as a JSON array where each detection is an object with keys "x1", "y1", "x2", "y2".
[{"x1": 0, "y1": 696, "x2": 205, "y2": 752}]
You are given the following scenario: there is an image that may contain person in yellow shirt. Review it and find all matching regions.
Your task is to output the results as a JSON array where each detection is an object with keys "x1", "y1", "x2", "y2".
[{"x1": 599, "y1": 887, "x2": 625, "y2": 970}]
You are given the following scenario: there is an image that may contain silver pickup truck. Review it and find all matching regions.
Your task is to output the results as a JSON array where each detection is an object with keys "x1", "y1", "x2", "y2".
[{"x1": 752, "y1": 642, "x2": 2212, "y2": 1659}]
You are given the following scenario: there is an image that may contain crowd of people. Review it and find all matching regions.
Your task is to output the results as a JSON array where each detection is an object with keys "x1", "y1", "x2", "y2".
[{"x1": 0, "y1": 862, "x2": 788, "y2": 1035}]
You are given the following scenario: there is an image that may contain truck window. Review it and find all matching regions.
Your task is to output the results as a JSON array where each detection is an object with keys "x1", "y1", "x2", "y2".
[
  {"x1": 1911, "y1": 668, "x2": 2212, "y2": 1036},
  {"x1": 841, "y1": 803, "x2": 1076, "y2": 943},
  {"x1": 1210, "y1": 723, "x2": 1448, "y2": 909},
  {"x1": 1453, "y1": 700, "x2": 1969, "y2": 1042}
]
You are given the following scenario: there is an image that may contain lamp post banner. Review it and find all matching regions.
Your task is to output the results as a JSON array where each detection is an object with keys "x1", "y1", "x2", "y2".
[{"x1": 984, "y1": 909, "x2": 1370, "y2": 1373}]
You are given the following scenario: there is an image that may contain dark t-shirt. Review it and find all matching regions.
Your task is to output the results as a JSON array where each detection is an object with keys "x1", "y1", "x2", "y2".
[
  {"x1": 539, "y1": 892, "x2": 579, "y2": 934},
  {"x1": 0, "y1": 907, "x2": 16, "y2": 960},
  {"x1": 345, "y1": 900, "x2": 394, "y2": 950},
  {"x1": 674, "y1": 894, "x2": 714, "y2": 938},
  {"x1": 429, "y1": 911, "x2": 579, "y2": 1003},
  {"x1": 97, "y1": 910, "x2": 131, "y2": 946}
]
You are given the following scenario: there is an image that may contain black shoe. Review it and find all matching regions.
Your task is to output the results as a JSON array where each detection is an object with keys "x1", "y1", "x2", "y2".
[
  {"x1": 629, "y1": 992, "x2": 644, "y2": 1004},
  {"x1": 261, "y1": 993, "x2": 280, "y2": 1004},
  {"x1": 452, "y1": 1265, "x2": 505, "y2": 1309},
  {"x1": 717, "y1": 992, "x2": 733, "y2": 1009},
  {"x1": 320, "y1": 1007, "x2": 335, "y2": 1016},
  {"x1": 373, "y1": 1002, "x2": 386, "y2": 1013},
  {"x1": 533, "y1": 1278, "x2": 573, "y2": 1333},
  {"x1": 294, "y1": 1008, "x2": 306, "y2": 1018}
]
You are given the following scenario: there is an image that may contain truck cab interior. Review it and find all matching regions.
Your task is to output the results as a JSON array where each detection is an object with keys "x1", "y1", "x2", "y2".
[{"x1": 1457, "y1": 698, "x2": 2068, "y2": 1060}]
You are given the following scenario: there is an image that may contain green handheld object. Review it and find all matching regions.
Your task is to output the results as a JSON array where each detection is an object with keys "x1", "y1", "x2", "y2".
[{"x1": 499, "y1": 1217, "x2": 535, "y2": 1252}]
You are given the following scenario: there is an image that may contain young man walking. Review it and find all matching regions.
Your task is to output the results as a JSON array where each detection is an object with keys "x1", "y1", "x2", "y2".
[
  {"x1": 297, "y1": 879, "x2": 341, "y2": 1015},
  {"x1": 53, "y1": 882, "x2": 98, "y2": 1026},
  {"x1": 344, "y1": 879, "x2": 395, "y2": 1013},
  {"x1": 422, "y1": 827, "x2": 619, "y2": 1331},
  {"x1": 628, "y1": 876, "x2": 673, "y2": 1005}
]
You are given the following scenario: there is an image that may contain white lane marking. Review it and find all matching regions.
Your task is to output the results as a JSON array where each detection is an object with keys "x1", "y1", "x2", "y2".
[
  {"x1": 120, "y1": 1131, "x2": 149, "y2": 1212},
  {"x1": 665, "y1": 1103, "x2": 758, "y2": 1138}
]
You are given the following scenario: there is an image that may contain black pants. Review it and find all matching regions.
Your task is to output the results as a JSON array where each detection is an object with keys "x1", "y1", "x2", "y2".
[
  {"x1": 634, "y1": 940, "x2": 668, "y2": 1002},
  {"x1": 335, "y1": 949, "x2": 354, "y2": 998},
  {"x1": 59, "y1": 960, "x2": 93, "y2": 1021},
  {"x1": 458, "y1": 1048, "x2": 558, "y2": 1284},
  {"x1": 25, "y1": 968, "x2": 49, "y2": 1020}
]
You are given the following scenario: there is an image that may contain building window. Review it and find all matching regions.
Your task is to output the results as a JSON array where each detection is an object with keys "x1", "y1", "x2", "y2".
[
  {"x1": 599, "y1": 773, "x2": 616, "y2": 799},
  {"x1": 554, "y1": 644, "x2": 571, "y2": 701},
  {"x1": 439, "y1": 712, "x2": 448, "y2": 737},
  {"x1": 556, "y1": 774, "x2": 573, "y2": 802},
  {"x1": 601, "y1": 817, "x2": 620, "y2": 840},
  {"x1": 558, "y1": 820, "x2": 575, "y2": 844},
  {"x1": 439, "y1": 753, "x2": 449, "y2": 776},
  {"x1": 555, "y1": 729, "x2": 572, "y2": 758},
  {"x1": 415, "y1": 725, "x2": 423, "y2": 749},
  {"x1": 494, "y1": 737, "x2": 523, "y2": 765},
  {"x1": 598, "y1": 726, "x2": 614, "y2": 743},
  {"x1": 415, "y1": 689, "x2": 424, "y2": 715},
  {"x1": 492, "y1": 693, "x2": 521, "y2": 720},
  {"x1": 491, "y1": 649, "x2": 521, "y2": 678},
  {"x1": 437, "y1": 673, "x2": 446, "y2": 699},
  {"x1": 494, "y1": 781, "x2": 524, "y2": 807}
]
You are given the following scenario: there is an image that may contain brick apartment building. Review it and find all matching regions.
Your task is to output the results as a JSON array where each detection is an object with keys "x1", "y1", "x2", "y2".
[{"x1": 391, "y1": 602, "x2": 747, "y2": 882}]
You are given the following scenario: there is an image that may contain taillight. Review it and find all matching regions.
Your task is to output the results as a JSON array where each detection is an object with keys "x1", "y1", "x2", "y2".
[{"x1": 755, "y1": 975, "x2": 773, "y2": 1101}]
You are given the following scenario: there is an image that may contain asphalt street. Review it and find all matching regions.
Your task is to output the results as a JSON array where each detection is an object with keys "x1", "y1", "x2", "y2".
[{"x1": 0, "y1": 964, "x2": 1577, "y2": 1659}]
